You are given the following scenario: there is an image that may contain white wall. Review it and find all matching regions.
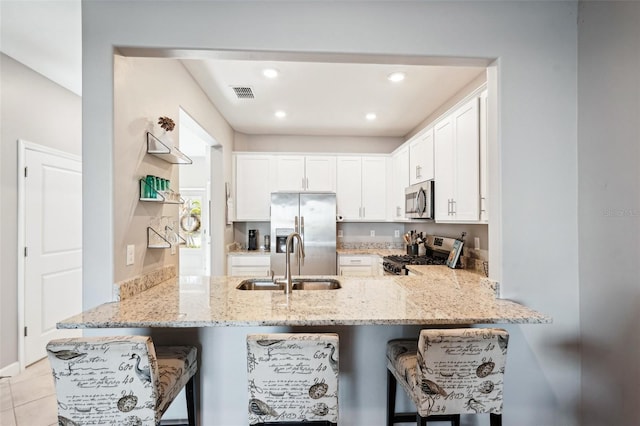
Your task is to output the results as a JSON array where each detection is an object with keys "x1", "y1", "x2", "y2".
[
  {"x1": 82, "y1": 1, "x2": 580, "y2": 424},
  {"x1": 113, "y1": 55, "x2": 235, "y2": 283},
  {"x1": 234, "y1": 133, "x2": 402, "y2": 153},
  {"x1": 578, "y1": 2, "x2": 640, "y2": 424},
  {"x1": 0, "y1": 53, "x2": 82, "y2": 371}
]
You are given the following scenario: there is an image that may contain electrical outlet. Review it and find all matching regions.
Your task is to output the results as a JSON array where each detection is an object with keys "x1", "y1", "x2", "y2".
[
  {"x1": 126, "y1": 245, "x2": 135, "y2": 266},
  {"x1": 394, "y1": 230, "x2": 400, "y2": 238},
  {"x1": 370, "y1": 230, "x2": 375, "y2": 237},
  {"x1": 337, "y1": 230, "x2": 343, "y2": 238}
]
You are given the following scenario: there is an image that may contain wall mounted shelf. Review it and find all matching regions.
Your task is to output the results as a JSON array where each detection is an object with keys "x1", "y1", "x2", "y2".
[
  {"x1": 139, "y1": 178, "x2": 183, "y2": 204},
  {"x1": 147, "y1": 226, "x2": 186, "y2": 249},
  {"x1": 146, "y1": 132, "x2": 193, "y2": 164}
]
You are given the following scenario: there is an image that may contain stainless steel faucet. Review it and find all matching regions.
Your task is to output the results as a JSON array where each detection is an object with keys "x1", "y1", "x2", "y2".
[{"x1": 273, "y1": 232, "x2": 305, "y2": 294}]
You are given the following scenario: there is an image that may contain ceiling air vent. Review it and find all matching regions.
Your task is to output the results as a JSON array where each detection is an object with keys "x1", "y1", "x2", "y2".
[{"x1": 232, "y1": 86, "x2": 255, "y2": 99}]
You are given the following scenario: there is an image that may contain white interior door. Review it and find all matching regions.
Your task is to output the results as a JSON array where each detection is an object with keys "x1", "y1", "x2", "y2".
[{"x1": 24, "y1": 147, "x2": 82, "y2": 365}]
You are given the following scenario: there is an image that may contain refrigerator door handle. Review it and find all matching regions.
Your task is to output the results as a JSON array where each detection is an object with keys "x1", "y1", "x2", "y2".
[
  {"x1": 299, "y1": 216, "x2": 305, "y2": 266},
  {"x1": 295, "y1": 215, "x2": 299, "y2": 233}
]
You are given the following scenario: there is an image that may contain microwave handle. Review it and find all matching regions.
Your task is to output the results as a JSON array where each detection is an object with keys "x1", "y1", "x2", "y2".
[{"x1": 416, "y1": 188, "x2": 427, "y2": 216}]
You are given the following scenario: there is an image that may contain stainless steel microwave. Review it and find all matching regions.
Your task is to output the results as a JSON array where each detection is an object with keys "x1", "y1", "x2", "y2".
[{"x1": 405, "y1": 181, "x2": 434, "y2": 219}]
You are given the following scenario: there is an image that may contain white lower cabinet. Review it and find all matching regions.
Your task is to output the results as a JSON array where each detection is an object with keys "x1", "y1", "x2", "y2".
[
  {"x1": 227, "y1": 254, "x2": 271, "y2": 277},
  {"x1": 338, "y1": 254, "x2": 381, "y2": 276}
]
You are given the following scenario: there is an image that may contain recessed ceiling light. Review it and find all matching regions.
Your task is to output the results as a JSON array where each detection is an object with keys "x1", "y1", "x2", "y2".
[
  {"x1": 387, "y1": 72, "x2": 406, "y2": 82},
  {"x1": 275, "y1": 110, "x2": 287, "y2": 119},
  {"x1": 263, "y1": 68, "x2": 279, "y2": 79},
  {"x1": 365, "y1": 113, "x2": 377, "y2": 121}
]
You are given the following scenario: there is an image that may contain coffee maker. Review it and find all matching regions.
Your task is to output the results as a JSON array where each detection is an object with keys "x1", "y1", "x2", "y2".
[{"x1": 248, "y1": 229, "x2": 258, "y2": 251}]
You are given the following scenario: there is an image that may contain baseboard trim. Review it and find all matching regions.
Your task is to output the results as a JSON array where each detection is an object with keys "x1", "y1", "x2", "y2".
[{"x1": 0, "y1": 361, "x2": 20, "y2": 378}]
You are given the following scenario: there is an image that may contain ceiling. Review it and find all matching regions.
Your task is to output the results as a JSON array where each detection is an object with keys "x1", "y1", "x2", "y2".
[
  {"x1": 1, "y1": 0, "x2": 485, "y2": 138},
  {"x1": 182, "y1": 59, "x2": 485, "y2": 138}
]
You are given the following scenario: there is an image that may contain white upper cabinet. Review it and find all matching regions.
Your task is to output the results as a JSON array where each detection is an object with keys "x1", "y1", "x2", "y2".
[
  {"x1": 434, "y1": 96, "x2": 480, "y2": 223},
  {"x1": 234, "y1": 154, "x2": 275, "y2": 221},
  {"x1": 336, "y1": 156, "x2": 387, "y2": 221},
  {"x1": 275, "y1": 155, "x2": 336, "y2": 192},
  {"x1": 479, "y1": 89, "x2": 489, "y2": 223},
  {"x1": 408, "y1": 128, "x2": 434, "y2": 185},
  {"x1": 390, "y1": 146, "x2": 409, "y2": 220}
]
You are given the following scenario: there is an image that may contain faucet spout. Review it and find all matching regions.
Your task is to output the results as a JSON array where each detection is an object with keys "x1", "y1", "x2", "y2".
[{"x1": 276, "y1": 232, "x2": 305, "y2": 294}]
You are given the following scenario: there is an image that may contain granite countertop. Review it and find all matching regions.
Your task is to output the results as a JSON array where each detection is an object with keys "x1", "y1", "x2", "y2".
[
  {"x1": 228, "y1": 248, "x2": 271, "y2": 255},
  {"x1": 58, "y1": 267, "x2": 551, "y2": 329},
  {"x1": 228, "y1": 248, "x2": 406, "y2": 256},
  {"x1": 336, "y1": 247, "x2": 405, "y2": 256}
]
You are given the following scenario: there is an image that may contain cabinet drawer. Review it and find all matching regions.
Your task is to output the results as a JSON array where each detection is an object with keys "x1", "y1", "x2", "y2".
[
  {"x1": 338, "y1": 255, "x2": 373, "y2": 266},
  {"x1": 230, "y1": 266, "x2": 271, "y2": 277},
  {"x1": 229, "y1": 255, "x2": 270, "y2": 267}
]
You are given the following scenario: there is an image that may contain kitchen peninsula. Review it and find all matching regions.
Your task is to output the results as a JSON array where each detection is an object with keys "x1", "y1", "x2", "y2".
[{"x1": 58, "y1": 268, "x2": 550, "y2": 329}]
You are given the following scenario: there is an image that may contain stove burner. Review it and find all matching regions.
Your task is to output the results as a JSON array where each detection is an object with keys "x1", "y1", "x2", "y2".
[{"x1": 383, "y1": 254, "x2": 448, "y2": 275}]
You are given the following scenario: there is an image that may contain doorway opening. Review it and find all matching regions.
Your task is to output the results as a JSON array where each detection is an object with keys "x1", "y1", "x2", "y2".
[{"x1": 178, "y1": 108, "x2": 222, "y2": 276}]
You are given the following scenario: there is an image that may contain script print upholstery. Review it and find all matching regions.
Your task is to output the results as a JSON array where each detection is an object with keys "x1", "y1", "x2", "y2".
[
  {"x1": 47, "y1": 335, "x2": 197, "y2": 426},
  {"x1": 247, "y1": 333, "x2": 339, "y2": 424},
  {"x1": 387, "y1": 328, "x2": 509, "y2": 417}
]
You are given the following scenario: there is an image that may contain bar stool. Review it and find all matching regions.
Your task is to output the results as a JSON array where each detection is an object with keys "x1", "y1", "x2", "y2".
[
  {"x1": 47, "y1": 335, "x2": 198, "y2": 426},
  {"x1": 386, "y1": 328, "x2": 509, "y2": 426},
  {"x1": 246, "y1": 333, "x2": 339, "y2": 426}
]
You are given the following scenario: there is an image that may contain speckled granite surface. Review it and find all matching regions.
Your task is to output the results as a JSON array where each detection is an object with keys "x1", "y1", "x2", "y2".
[
  {"x1": 113, "y1": 265, "x2": 177, "y2": 301},
  {"x1": 60, "y1": 267, "x2": 550, "y2": 329}
]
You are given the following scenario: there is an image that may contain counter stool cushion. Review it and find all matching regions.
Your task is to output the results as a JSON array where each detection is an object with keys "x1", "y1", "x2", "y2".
[
  {"x1": 47, "y1": 335, "x2": 197, "y2": 426},
  {"x1": 156, "y1": 345, "x2": 199, "y2": 417},
  {"x1": 386, "y1": 328, "x2": 509, "y2": 423},
  {"x1": 247, "y1": 333, "x2": 339, "y2": 425}
]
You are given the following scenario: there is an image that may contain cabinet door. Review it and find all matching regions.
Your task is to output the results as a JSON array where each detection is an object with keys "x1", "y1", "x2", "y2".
[
  {"x1": 434, "y1": 118, "x2": 455, "y2": 221},
  {"x1": 305, "y1": 156, "x2": 336, "y2": 191},
  {"x1": 339, "y1": 265, "x2": 374, "y2": 276},
  {"x1": 409, "y1": 129, "x2": 434, "y2": 185},
  {"x1": 420, "y1": 129, "x2": 434, "y2": 181},
  {"x1": 336, "y1": 157, "x2": 362, "y2": 220},
  {"x1": 338, "y1": 255, "x2": 374, "y2": 276},
  {"x1": 391, "y1": 146, "x2": 409, "y2": 219},
  {"x1": 361, "y1": 157, "x2": 387, "y2": 220},
  {"x1": 228, "y1": 254, "x2": 271, "y2": 276},
  {"x1": 275, "y1": 155, "x2": 306, "y2": 191},
  {"x1": 479, "y1": 90, "x2": 488, "y2": 223},
  {"x1": 451, "y1": 98, "x2": 480, "y2": 222},
  {"x1": 235, "y1": 155, "x2": 274, "y2": 221}
]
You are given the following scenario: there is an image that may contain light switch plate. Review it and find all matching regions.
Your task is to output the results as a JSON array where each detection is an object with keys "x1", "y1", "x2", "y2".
[
  {"x1": 394, "y1": 230, "x2": 400, "y2": 238},
  {"x1": 126, "y1": 245, "x2": 135, "y2": 266},
  {"x1": 370, "y1": 230, "x2": 375, "y2": 237},
  {"x1": 337, "y1": 230, "x2": 343, "y2": 238}
]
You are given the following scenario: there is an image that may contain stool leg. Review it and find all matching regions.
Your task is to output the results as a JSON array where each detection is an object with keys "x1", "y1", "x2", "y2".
[
  {"x1": 185, "y1": 376, "x2": 196, "y2": 426},
  {"x1": 386, "y1": 369, "x2": 397, "y2": 426},
  {"x1": 417, "y1": 414, "x2": 427, "y2": 426},
  {"x1": 490, "y1": 413, "x2": 502, "y2": 426},
  {"x1": 452, "y1": 414, "x2": 461, "y2": 426}
]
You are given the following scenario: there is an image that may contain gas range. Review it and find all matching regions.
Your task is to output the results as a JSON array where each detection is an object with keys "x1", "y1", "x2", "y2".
[{"x1": 383, "y1": 235, "x2": 463, "y2": 275}]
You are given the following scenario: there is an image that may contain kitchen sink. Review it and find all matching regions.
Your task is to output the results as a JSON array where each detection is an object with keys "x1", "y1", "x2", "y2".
[{"x1": 236, "y1": 278, "x2": 341, "y2": 291}]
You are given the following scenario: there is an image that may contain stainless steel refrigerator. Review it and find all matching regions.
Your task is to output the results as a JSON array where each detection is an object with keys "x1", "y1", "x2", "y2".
[{"x1": 270, "y1": 192, "x2": 337, "y2": 276}]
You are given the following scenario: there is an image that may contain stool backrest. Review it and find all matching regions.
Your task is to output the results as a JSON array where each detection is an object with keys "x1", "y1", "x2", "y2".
[
  {"x1": 47, "y1": 336, "x2": 160, "y2": 425},
  {"x1": 247, "y1": 333, "x2": 339, "y2": 424},
  {"x1": 417, "y1": 328, "x2": 509, "y2": 415}
]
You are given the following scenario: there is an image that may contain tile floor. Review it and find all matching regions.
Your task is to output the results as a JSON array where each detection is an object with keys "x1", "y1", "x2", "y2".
[{"x1": 0, "y1": 358, "x2": 57, "y2": 426}]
